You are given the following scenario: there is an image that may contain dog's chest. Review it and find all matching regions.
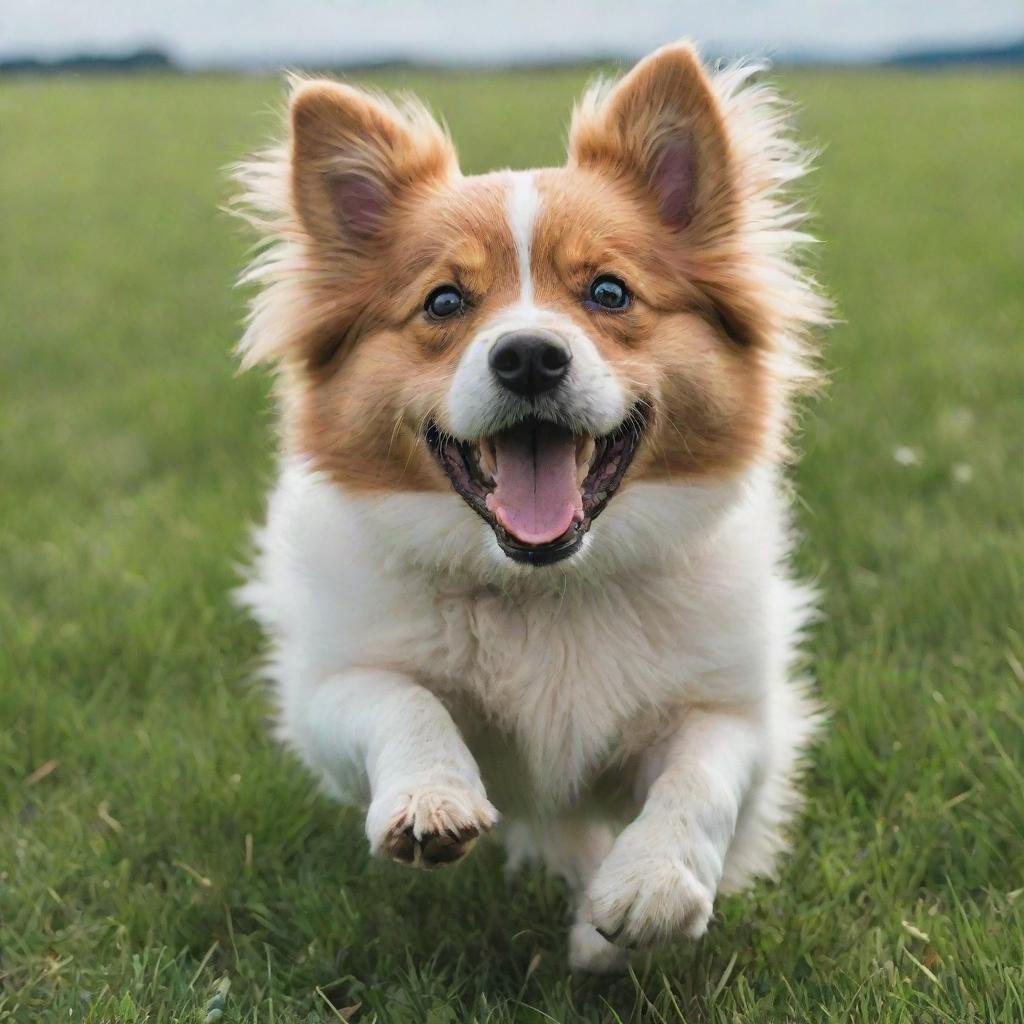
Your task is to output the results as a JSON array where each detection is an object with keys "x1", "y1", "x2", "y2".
[{"x1": 403, "y1": 576, "x2": 716, "y2": 801}]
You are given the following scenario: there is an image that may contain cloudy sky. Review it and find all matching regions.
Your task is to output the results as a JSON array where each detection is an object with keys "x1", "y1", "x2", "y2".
[{"x1": 4, "y1": 0, "x2": 1023, "y2": 66}]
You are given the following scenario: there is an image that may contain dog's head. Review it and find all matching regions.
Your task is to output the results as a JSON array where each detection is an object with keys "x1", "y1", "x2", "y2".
[{"x1": 235, "y1": 42, "x2": 825, "y2": 570}]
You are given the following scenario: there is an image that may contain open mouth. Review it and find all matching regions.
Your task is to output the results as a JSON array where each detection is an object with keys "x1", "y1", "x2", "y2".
[{"x1": 425, "y1": 404, "x2": 648, "y2": 566}]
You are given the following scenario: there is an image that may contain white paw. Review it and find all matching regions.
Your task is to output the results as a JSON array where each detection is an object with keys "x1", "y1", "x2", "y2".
[
  {"x1": 584, "y1": 815, "x2": 720, "y2": 948},
  {"x1": 366, "y1": 776, "x2": 498, "y2": 869},
  {"x1": 568, "y1": 921, "x2": 629, "y2": 974}
]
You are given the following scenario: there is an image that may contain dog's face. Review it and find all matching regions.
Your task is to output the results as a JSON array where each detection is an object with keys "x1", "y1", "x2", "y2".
[{"x1": 249, "y1": 45, "x2": 796, "y2": 567}]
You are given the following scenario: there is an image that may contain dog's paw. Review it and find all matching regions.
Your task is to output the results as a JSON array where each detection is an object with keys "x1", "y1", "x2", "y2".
[
  {"x1": 568, "y1": 921, "x2": 629, "y2": 974},
  {"x1": 584, "y1": 815, "x2": 720, "y2": 949},
  {"x1": 366, "y1": 776, "x2": 498, "y2": 870}
]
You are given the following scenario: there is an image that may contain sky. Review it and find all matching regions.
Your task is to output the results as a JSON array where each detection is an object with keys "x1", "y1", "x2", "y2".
[{"x1": 4, "y1": 0, "x2": 1023, "y2": 67}]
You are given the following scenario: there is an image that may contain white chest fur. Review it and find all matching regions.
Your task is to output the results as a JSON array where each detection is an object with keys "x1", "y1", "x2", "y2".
[{"x1": 241, "y1": 459, "x2": 799, "y2": 808}]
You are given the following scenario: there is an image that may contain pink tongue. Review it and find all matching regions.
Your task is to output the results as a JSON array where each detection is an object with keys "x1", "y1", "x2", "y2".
[{"x1": 486, "y1": 422, "x2": 583, "y2": 546}]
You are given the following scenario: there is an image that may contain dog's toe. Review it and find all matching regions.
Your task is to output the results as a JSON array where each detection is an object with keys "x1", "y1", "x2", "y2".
[
  {"x1": 419, "y1": 824, "x2": 480, "y2": 867},
  {"x1": 381, "y1": 821, "x2": 481, "y2": 868},
  {"x1": 368, "y1": 780, "x2": 495, "y2": 869},
  {"x1": 569, "y1": 922, "x2": 629, "y2": 973},
  {"x1": 381, "y1": 824, "x2": 419, "y2": 865}
]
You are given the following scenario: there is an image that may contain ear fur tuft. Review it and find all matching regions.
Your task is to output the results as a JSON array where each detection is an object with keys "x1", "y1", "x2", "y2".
[
  {"x1": 289, "y1": 78, "x2": 457, "y2": 249},
  {"x1": 568, "y1": 41, "x2": 737, "y2": 237}
]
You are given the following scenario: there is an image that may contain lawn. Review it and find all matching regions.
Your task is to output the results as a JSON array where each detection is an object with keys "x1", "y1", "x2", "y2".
[{"x1": 1, "y1": 66, "x2": 1022, "y2": 1023}]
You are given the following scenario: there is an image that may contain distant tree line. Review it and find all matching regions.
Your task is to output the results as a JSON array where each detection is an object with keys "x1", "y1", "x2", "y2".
[
  {"x1": 883, "y1": 38, "x2": 1024, "y2": 67},
  {"x1": 0, "y1": 48, "x2": 177, "y2": 76},
  {"x1": 1, "y1": 38, "x2": 1020, "y2": 77}
]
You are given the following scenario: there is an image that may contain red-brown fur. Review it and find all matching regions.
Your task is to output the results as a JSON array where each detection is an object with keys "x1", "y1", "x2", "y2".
[{"x1": 233, "y1": 44, "x2": 827, "y2": 496}]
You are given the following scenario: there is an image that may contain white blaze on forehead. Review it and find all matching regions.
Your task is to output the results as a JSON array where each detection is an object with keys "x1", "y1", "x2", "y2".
[
  {"x1": 506, "y1": 171, "x2": 540, "y2": 307},
  {"x1": 446, "y1": 168, "x2": 626, "y2": 440}
]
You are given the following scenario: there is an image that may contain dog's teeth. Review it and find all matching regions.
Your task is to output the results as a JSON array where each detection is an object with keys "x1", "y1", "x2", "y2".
[
  {"x1": 576, "y1": 436, "x2": 596, "y2": 465},
  {"x1": 575, "y1": 436, "x2": 596, "y2": 486},
  {"x1": 478, "y1": 439, "x2": 497, "y2": 482}
]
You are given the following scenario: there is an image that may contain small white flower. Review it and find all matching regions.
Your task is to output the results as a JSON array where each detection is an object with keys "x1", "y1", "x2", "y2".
[
  {"x1": 892, "y1": 446, "x2": 920, "y2": 467},
  {"x1": 952, "y1": 463, "x2": 973, "y2": 484}
]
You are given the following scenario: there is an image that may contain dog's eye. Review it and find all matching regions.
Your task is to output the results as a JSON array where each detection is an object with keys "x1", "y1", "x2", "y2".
[
  {"x1": 425, "y1": 285, "x2": 464, "y2": 320},
  {"x1": 588, "y1": 275, "x2": 630, "y2": 311}
]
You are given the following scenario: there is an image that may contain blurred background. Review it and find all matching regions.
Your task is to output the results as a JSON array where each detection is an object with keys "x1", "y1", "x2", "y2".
[
  {"x1": 5, "y1": 0, "x2": 1024, "y2": 69},
  {"x1": 3, "y1": 3, "x2": 1022, "y2": 1023}
]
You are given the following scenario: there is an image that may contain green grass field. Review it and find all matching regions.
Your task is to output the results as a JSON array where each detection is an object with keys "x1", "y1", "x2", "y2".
[{"x1": 2, "y1": 67, "x2": 1022, "y2": 1023}]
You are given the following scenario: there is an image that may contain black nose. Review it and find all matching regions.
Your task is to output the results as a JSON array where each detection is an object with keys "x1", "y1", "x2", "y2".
[{"x1": 489, "y1": 331, "x2": 572, "y2": 397}]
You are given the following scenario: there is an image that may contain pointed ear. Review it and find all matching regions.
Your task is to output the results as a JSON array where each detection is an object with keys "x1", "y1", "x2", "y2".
[
  {"x1": 289, "y1": 78, "x2": 457, "y2": 249},
  {"x1": 568, "y1": 42, "x2": 736, "y2": 238}
]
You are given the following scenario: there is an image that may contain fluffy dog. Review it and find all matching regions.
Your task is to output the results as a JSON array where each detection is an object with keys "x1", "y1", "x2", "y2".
[{"x1": 232, "y1": 40, "x2": 828, "y2": 971}]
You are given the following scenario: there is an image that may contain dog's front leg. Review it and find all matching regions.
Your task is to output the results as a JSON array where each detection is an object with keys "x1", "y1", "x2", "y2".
[
  {"x1": 297, "y1": 668, "x2": 497, "y2": 868},
  {"x1": 584, "y1": 707, "x2": 761, "y2": 948}
]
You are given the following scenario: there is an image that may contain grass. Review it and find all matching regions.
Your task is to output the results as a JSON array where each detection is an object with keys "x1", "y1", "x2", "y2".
[{"x1": 1, "y1": 66, "x2": 1022, "y2": 1023}]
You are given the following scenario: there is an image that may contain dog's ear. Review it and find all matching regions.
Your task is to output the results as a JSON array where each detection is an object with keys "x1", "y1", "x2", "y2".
[
  {"x1": 289, "y1": 78, "x2": 456, "y2": 250},
  {"x1": 568, "y1": 42, "x2": 736, "y2": 241}
]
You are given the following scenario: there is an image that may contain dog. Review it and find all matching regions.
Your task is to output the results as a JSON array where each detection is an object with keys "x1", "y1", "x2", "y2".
[{"x1": 232, "y1": 40, "x2": 828, "y2": 972}]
